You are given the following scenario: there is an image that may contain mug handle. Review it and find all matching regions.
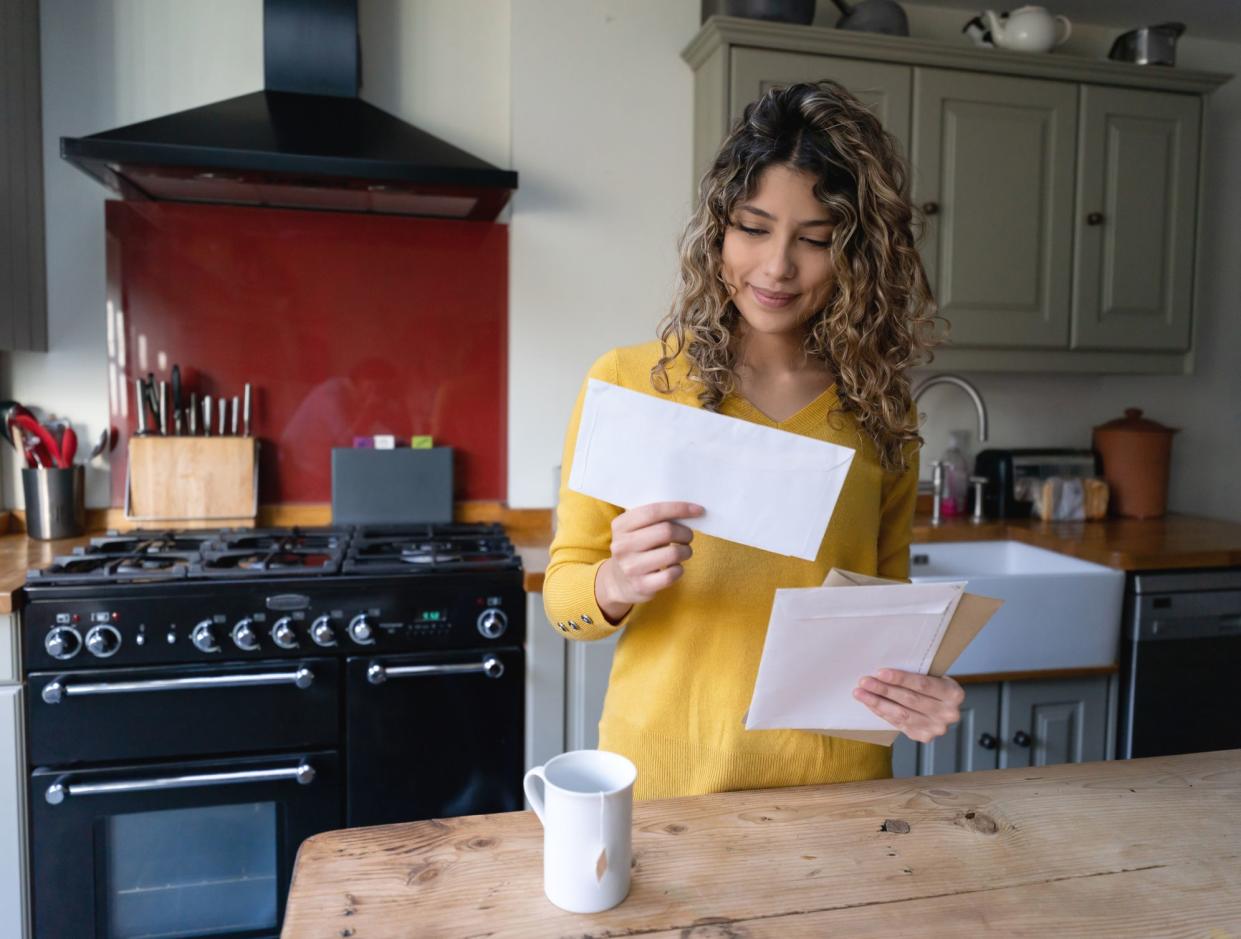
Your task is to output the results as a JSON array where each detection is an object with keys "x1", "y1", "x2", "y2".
[
  {"x1": 1054, "y1": 15, "x2": 1072, "y2": 45},
  {"x1": 523, "y1": 766, "x2": 547, "y2": 825}
]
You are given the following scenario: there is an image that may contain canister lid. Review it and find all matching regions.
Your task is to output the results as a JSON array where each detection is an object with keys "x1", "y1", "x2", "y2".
[{"x1": 1093, "y1": 408, "x2": 1179, "y2": 435}]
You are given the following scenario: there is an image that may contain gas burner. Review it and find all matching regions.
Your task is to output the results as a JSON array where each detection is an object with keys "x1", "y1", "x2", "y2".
[
  {"x1": 203, "y1": 527, "x2": 350, "y2": 554},
  {"x1": 26, "y1": 553, "x2": 190, "y2": 585},
  {"x1": 195, "y1": 549, "x2": 341, "y2": 578}
]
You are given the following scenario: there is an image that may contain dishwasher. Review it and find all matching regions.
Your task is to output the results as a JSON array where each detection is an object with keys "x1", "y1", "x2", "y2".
[{"x1": 1118, "y1": 567, "x2": 1241, "y2": 758}]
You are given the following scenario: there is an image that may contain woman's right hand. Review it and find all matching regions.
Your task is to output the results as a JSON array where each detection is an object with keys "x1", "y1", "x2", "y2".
[{"x1": 594, "y1": 501, "x2": 704, "y2": 624}]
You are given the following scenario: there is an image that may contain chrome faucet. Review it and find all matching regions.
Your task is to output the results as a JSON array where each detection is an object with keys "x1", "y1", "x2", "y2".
[{"x1": 912, "y1": 374, "x2": 990, "y2": 525}]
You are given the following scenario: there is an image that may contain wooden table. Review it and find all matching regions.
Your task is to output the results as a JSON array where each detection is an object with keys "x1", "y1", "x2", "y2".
[{"x1": 282, "y1": 750, "x2": 1241, "y2": 937}]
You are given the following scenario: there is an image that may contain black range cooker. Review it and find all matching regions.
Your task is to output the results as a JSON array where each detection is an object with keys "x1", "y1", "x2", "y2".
[{"x1": 22, "y1": 523, "x2": 525, "y2": 939}]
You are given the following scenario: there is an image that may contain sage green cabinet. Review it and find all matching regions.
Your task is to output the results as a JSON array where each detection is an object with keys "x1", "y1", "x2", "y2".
[
  {"x1": 1071, "y1": 86, "x2": 1200, "y2": 352},
  {"x1": 893, "y1": 675, "x2": 1113, "y2": 778},
  {"x1": 684, "y1": 17, "x2": 1230, "y2": 373},
  {"x1": 729, "y1": 49, "x2": 911, "y2": 157},
  {"x1": 911, "y1": 69, "x2": 1077, "y2": 349}
]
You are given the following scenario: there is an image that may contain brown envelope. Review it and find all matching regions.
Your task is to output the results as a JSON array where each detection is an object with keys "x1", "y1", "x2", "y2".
[{"x1": 809, "y1": 568, "x2": 1004, "y2": 747}]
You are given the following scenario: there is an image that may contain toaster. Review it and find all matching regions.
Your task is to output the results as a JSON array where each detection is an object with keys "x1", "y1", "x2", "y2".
[{"x1": 974, "y1": 448, "x2": 1099, "y2": 519}]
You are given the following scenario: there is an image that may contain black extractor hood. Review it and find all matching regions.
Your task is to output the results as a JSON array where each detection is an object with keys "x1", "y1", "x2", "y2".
[{"x1": 60, "y1": 0, "x2": 517, "y2": 220}]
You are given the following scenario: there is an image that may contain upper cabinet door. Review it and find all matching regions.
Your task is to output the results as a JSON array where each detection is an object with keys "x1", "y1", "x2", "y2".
[
  {"x1": 1072, "y1": 86, "x2": 1200, "y2": 352},
  {"x1": 730, "y1": 50, "x2": 911, "y2": 157},
  {"x1": 912, "y1": 69, "x2": 1077, "y2": 349}
]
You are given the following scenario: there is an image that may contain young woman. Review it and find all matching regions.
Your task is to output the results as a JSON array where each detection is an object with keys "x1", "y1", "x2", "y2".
[{"x1": 544, "y1": 81, "x2": 961, "y2": 800}]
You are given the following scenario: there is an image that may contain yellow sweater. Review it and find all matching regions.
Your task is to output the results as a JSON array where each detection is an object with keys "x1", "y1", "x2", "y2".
[{"x1": 544, "y1": 341, "x2": 920, "y2": 800}]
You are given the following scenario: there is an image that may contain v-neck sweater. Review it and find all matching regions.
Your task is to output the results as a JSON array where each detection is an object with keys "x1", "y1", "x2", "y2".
[{"x1": 544, "y1": 341, "x2": 920, "y2": 800}]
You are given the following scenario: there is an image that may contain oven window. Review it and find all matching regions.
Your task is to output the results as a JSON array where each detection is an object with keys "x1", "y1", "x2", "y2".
[{"x1": 105, "y1": 801, "x2": 278, "y2": 938}]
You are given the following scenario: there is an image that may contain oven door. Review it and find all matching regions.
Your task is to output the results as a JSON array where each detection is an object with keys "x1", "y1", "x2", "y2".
[
  {"x1": 345, "y1": 647, "x2": 524, "y2": 827},
  {"x1": 26, "y1": 657, "x2": 339, "y2": 765},
  {"x1": 29, "y1": 750, "x2": 340, "y2": 939}
]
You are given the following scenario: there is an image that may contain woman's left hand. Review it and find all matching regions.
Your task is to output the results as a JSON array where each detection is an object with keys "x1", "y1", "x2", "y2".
[{"x1": 852, "y1": 669, "x2": 965, "y2": 743}]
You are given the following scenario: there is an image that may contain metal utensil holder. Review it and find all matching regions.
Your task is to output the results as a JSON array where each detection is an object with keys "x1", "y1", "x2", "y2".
[{"x1": 22, "y1": 466, "x2": 86, "y2": 540}]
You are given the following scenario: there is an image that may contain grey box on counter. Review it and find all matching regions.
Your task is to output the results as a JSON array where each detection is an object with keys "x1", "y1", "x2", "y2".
[{"x1": 331, "y1": 447, "x2": 454, "y2": 525}]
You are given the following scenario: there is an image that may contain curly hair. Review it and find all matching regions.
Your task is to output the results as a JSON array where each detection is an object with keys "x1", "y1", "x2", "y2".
[{"x1": 651, "y1": 80, "x2": 947, "y2": 474}]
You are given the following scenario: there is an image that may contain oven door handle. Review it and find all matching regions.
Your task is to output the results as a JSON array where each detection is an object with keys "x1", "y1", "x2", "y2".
[
  {"x1": 45, "y1": 760, "x2": 316, "y2": 805},
  {"x1": 367, "y1": 655, "x2": 504, "y2": 685},
  {"x1": 41, "y1": 667, "x2": 315, "y2": 704}
]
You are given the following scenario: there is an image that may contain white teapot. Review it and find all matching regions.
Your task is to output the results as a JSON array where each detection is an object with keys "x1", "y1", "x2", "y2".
[{"x1": 985, "y1": 6, "x2": 1071, "y2": 53}]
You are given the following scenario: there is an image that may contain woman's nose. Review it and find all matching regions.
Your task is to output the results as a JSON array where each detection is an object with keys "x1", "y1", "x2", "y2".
[{"x1": 761, "y1": 238, "x2": 797, "y2": 280}]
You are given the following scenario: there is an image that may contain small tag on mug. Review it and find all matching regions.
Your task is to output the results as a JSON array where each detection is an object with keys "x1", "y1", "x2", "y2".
[{"x1": 595, "y1": 847, "x2": 608, "y2": 882}]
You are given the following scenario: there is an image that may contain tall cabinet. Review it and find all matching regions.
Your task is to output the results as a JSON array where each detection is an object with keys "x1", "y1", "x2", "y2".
[
  {"x1": 1, "y1": 612, "x2": 27, "y2": 938},
  {"x1": 684, "y1": 16, "x2": 1229, "y2": 375}
]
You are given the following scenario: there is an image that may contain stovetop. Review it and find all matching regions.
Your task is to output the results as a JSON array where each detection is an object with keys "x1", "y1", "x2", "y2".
[{"x1": 26, "y1": 523, "x2": 522, "y2": 588}]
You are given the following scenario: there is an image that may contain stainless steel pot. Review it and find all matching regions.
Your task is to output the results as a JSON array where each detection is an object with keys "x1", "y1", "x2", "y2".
[{"x1": 1108, "y1": 22, "x2": 1185, "y2": 66}]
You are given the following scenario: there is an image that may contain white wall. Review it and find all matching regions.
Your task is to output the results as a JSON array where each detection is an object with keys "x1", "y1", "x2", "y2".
[{"x1": 7, "y1": 0, "x2": 1240, "y2": 522}]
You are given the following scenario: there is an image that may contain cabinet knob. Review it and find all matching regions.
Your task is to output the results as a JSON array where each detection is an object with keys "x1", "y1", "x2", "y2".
[
  {"x1": 1012, "y1": 730, "x2": 1032, "y2": 747},
  {"x1": 978, "y1": 732, "x2": 997, "y2": 750},
  {"x1": 1086, "y1": 211, "x2": 1104, "y2": 226},
  {"x1": 921, "y1": 201, "x2": 939, "y2": 216}
]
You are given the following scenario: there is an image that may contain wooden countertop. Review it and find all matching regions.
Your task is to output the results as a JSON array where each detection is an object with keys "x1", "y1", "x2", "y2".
[
  {"x1": 281, "y1": 749, "x2": 1241, "y2": 937},
  {"x1": 522, "y1": 511, "x2": 1241, "y2": 593},
  {"x1": 3, "y1": 508, "x2": 1240, "y2": 612}
]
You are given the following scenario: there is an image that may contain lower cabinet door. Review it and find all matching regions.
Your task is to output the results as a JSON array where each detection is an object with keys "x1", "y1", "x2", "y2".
[
  {"x1": 919, "y1": 681, "x2": 1001, "y2": 776},
  {"x1": 1000, "y1": 676, "x2": 1108, "y2": 769}
]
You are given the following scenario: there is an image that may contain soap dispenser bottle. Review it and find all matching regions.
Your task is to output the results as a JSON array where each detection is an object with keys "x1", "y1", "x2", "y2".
[{"x1": 939, "y1": 430, "x2": 970, "y2": 516}]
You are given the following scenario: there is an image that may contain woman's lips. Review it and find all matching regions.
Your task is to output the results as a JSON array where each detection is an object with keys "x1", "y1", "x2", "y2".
[{"x1": 750, "y1": 285, "x2": 798, "y2": 309}]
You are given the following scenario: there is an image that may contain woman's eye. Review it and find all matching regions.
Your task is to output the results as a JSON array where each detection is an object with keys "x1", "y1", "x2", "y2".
[
  {"x1": 803, "y1": 238, "x2": 831, "y2": 248},
  {"x1": 739, "y1": 225, "x2": 766, "y2": 236}
]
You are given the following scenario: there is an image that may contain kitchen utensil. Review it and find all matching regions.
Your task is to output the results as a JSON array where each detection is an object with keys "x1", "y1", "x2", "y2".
[
  {"x1": 171, "y1": 364, "x2": 182, "y2": 427},
  {"x1": 829, "y1": 0, "x2": 908, "y2": 35},
  {"x1": 203, "y1": 395, "x2": 213, "y2": 437},
  {"x1": 59, "y1": 427, "x2": 78, "y2": 466},
  {"x1": 242, "y1": 384, "x2": 252, "y2": 437},
  {"x1": 1092, "y1": 408, "x2": 1178, "y2": 519},
  {"x1": 90, "y1": 429, "x2": 109, "y2": 459},
  {"x1": 217, "y1": 398, "x2": 226, "y2": 437},
  {"x1": 158, "y1": 381, "x2": 169, "y2": 435},
  {"x1": 1108, "y1": 22, "x2": 1185, "y2": 66},
  {"x1": 134, "y1": 379, "x2": 151, "y2": 436},
  {"x1": 22, "y1": 465, "x2": 86, "y2": 539},
  {"x1": 188, "y1": 393, "x2": 198, "y2": 435},
  {"x1": 523, "y1": 750, "x2": 636, "y2": 914},
  {"x1": 700, "y1": 0, "x2": 815, "y2": 25},
  {"x1": 10, "y1": 414, "x2": 63, "y2": 468},
  {"x1": 985, "y1": 6, "x2": 1071, "y2": 53},
  {"x1": 231, "y1": 396, "x2": 240, "y2": 435}
]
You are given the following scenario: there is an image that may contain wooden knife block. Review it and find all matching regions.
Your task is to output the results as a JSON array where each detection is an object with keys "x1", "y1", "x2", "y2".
[{"x1": 126, "y1": 436, "x2": 259, "y2": 528}]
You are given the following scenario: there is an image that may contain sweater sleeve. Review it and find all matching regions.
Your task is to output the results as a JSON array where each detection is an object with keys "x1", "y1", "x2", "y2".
[
  {"x1": 875, "y1": 437, "x2": 920, "y2": 584},
  {"x1": 543, "y1": 350, "x2": 633, "y2": 641}
]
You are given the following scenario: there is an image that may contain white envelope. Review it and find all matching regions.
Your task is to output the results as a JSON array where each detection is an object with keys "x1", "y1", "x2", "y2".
[
  {"x1": 744, "y1": 582, "x2": 968, "y2": 732},
  {"x1": 567, "y1": 379, "x2": 855, "y2": 560}
]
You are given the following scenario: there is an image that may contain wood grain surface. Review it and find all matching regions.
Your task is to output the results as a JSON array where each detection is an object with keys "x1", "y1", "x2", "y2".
[{"x1": 281, "y1": 750, "x2": 1241, "y2": 938}]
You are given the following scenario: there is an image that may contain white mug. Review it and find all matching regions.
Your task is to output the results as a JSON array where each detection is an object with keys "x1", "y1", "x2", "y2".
[{"x1": 523, "y1": 750, "x2": 637, "y2": 913}]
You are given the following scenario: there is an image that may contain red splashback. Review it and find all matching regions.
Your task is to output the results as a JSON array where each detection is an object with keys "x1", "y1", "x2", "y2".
[{"x1": 105, "y1": 200, "x2": 507, "y2": 506}]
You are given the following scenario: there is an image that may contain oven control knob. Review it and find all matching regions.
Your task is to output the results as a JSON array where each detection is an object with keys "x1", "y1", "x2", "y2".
[
  {"x1": 270, "y1": 617, "x2": 299, "y2": 650},
  {"x1": 45, "y1": 626, "x2": 82, "y2": 660},
  {"x1": 232, "y1": 618, "x2": 260, "y2": 651},
  {"x1": 192, "y1": 620, "x2": 220, "y2": 654},
  {"x1": 85, "y1": 624, "x2": 122, "y2": 658},
  {"x1": 348, "y1": 613, "x2": 375, "y2": 645},
  {"x1": 477, "y1": 608, "x2": 509, "y2": 639},
  {"x1": 310, "y1": 615, "x2": 337, "y2": 647}
]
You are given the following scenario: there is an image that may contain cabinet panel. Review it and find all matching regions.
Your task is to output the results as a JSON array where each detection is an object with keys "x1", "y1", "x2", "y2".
[
  {"x1": 1072, "y1": 86, "x2": 1199, "y2": 351},
  {"x1": 1000, "y1": 676, "x2": 1108, "y2": 769},
  {"x1": 0, "y1": 686, "x2": 28, "y2": 939},
  {"x1": 730, "y1": 49, "x2": 911, "y2": 157},
  {"x1": 920, "y1": 681, "x2": 1000, "y2": 775},
  {"x1": 564, "y1": 629, "x2": 620, "y2": 752},
  {"x1": 912, "y1": 68, "x2": 1076, "y2": 348}
]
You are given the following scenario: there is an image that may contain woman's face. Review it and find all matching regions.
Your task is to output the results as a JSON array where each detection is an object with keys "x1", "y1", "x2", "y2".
[{"x1": 720, "y1": 164, "x2": 836, "y2": 338}]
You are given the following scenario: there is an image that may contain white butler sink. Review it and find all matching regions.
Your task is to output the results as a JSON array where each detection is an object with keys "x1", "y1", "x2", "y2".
[{"x1": 908, "y1": 540, "x2": 1124, "y2": 676}]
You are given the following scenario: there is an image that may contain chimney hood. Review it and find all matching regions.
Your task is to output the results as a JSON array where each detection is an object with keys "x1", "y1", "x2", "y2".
[{"x1": 60, "y1": 0, "x2": 517, "y2": 221}]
